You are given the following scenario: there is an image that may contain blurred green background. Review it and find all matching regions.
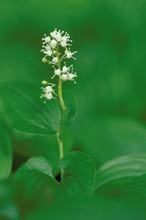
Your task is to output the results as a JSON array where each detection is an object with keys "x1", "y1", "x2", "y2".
[{"x1": 1, "y1": 0, "x2": 146, "y2": 172}]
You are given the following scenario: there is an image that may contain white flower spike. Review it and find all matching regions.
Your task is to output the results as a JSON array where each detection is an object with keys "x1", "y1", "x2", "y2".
[{"x1": 41, "y1": 28, "x2": 77, "y2": 102}]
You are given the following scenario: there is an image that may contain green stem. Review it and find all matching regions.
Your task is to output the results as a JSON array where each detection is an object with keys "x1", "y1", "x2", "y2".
[
  {"x1": 58, "y1": 77, "x2": 66, "y2": 129},
  {"x1": 56, "y1": 132, "x2": 64, "y2": 180},
  {"x1": 56, "y1": 44, "x2": 66, "y2": 180}
]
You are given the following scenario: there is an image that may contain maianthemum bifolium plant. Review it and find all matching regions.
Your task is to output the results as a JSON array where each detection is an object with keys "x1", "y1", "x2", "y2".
[
  {"x1": 1, "y1": 28, "x2": 146, "y2": 220},
  {"x1": 40, "y1": 28, "x2": 78, "y2": 179},
  {"x1": 10, "y1": 28, "x2": 97, "y2": 199}
]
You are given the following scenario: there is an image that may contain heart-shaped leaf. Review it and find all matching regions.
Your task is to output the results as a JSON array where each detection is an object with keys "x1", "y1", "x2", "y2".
[
  {"x1": 0, "y1": 128, "x2": 12, "y2": 180},
  {"x1": 13, "y1": 152, "x2": 96, "y2": 202},
  {"x1": 13, "y1": 156, "x2": 58, "y2": 207},
  {"x1": 13, "y1": 156, "x2": 59, "y2": 218},
  {"x1": 0, "y1": 81, "x2": 77, "y2": 135},
  {"x1": 59, "y1": 151, "x2": 96, "y2": 198},
  {"x1": 14, "y1": 156, "x2": 58, "y2": 191}
]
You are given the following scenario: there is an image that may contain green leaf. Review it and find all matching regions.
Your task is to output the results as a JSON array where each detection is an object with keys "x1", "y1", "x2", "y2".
[
  {"x1": 59, "y1": 151, "x2": 96, "y2": 197},
  {"x1": 0, "y1": 128, "x2": 12, "y2": 180},
  {"x1": 0, "y1": 81, "x2": 61, "y2": 135},
  {"x1": 0, "y1": 81, "x2": 77, "y2": 135},
  {"x1": 13, "y1": 156, "x2": 58, "y2": 200},
  {"x1": 63, "y1": 91, "x2": 77, "y2": 127},
  {"x1": 14, "y1": 152, "x2": 96, "y2": 202},
  {"x1": 95, "y1": 154, "x2": 146, "y2": 204},
  {"x1": 95, "y1": 154, "x2": 146, "y2": 189}
]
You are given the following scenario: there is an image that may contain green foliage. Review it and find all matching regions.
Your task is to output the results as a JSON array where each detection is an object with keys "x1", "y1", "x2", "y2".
[
  {"x1": 0, "y1": 128, "x2": 12, "y2": 180},
  {"x1": 0, "y1": 81, "x2": 77, "y2": 135},
  {"x1": 14, "y1": 156, "x2": 58, "y2": 203},
  {"x1": 13, "y1": 152, "x2": 96, "y2": 200},
  {"x1": 59, "y1": 151, "x2": 96, "y2": 198},
  {"x1": 95, "y1": 154, "x2": 146, "y2": 189},
  {"x1": 95, "y1": 155, "x2": 146, "y2": 205},
  {"x1": 1, "y1": 0, "x2": 146, "y2": 219}
]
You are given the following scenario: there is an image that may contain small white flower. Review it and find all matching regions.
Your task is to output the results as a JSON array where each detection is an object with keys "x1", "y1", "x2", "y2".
[
  {"x1": 61, "y1": 74, "x2": 68, "y2": 81},
  {"x1": 66, "y1": 51, "x2": 74, "y2": 59},
  {"x1": 45, "y1": 50, "x2": 53, "y2": 56},
  {"x1": 40, "y1": 84, "x2": 57, "y2": 103},
  {"x1": 42, "y1": 35, "x2": 51, "y2": 43},
  {"x1": 55, "y1": 32, "x2": 62, "y2": 42},
  {"x1": 45, "y1": 45, "x2": 51, "y2": 51},
  {"x1": 54, "y1": 69, "x2": 61, "y2": 76},
  {"x1": 44, "y1": 86, "x2": 53, "y2": 93},
  {"x1": 65, "y1": 50, "x2": 77, "y2": 60},
  {"x1": 68, "y1": 73, "x2": 77, "y2": 80},
  {"x1": 46, "y1": 93, "x2": 53, "y2": 100},
  {"x1": 50, "y1": 29, "x2": 57, "y2": 38},
  {"x1": 41, "y1": 85, "x2": 54, "y2": 94},
  {"x1": 51, "y1": 29, "x2": 65, "y2": 42},
  {"x1": 41, "y1": 45, "x2": 53, "y2": 57},
  {"x1": 52, "y1": 68, "x2": 61, "y2": 79},
  {"x1": 50, "y1": 39, "x2": 57, "y2": 48},
  {"x1": 60, "y1": 41, "x2": 67, "y2": 47},
  {"x1": 62, "y1": 63, "x2": 73, "y2": 73},
  {"x1": 52, "y1": 57, "x2": 58, "y2": 64},
  {"x1": 40, "y1": 92, "x2": 53, "y2": 103},
  {"x1": 62, "y1": 65, "x2": 68, "y2": 73},
  {"x1": 61, "y1": 36, "x2": 69, "y2": 42},
  {"x1": 60, "y1": 33, "x2": 72, "y2": 47}
]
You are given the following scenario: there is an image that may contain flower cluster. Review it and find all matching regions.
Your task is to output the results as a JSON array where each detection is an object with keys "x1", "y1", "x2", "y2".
[
  {"x1": 40, "y1": 29, "x2": 77, "y2": 102},
  {"x1": 40, "y1": 82, "x2": 57, "y2": 103}
]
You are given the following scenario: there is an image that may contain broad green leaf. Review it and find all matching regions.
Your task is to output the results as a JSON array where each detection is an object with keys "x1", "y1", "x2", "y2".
[
  {"x1": 59, "y1": 151, "x2": 96, "y2": 197},
  {"x1": 0, "y1": 128, "x2": 12, "y2": 180},
  {"x1": 0, "y1": 81, "x2": 61, "y2": 135},
  {"x1": 0, "y1": 81, "x2": 76, "y2": 136},
  {"x1": 14, "y1": 152, "x2": 96, "y2": 202},
  {"x1": 95, "y1": 154, "x2": 146, "y2": 205},
  {"x1": 13, "y1": 156, "x2": 58, "y2": 199}
]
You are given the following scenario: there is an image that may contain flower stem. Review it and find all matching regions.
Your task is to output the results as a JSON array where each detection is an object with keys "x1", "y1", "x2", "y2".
[{"x1": 56, "y1": 44, "x2": 66, "y2": 180}]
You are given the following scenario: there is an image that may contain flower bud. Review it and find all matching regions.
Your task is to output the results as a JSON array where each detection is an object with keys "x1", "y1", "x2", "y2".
[
  {"x1": 42, "y1": 58, "x2": 47, "y2": 63},
  {"x1": 53, "y1": 50, "x2": 57, "y2": 56},
  {"x1": 42, "y1": 80, "x2": 48, "y2": 85}
]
